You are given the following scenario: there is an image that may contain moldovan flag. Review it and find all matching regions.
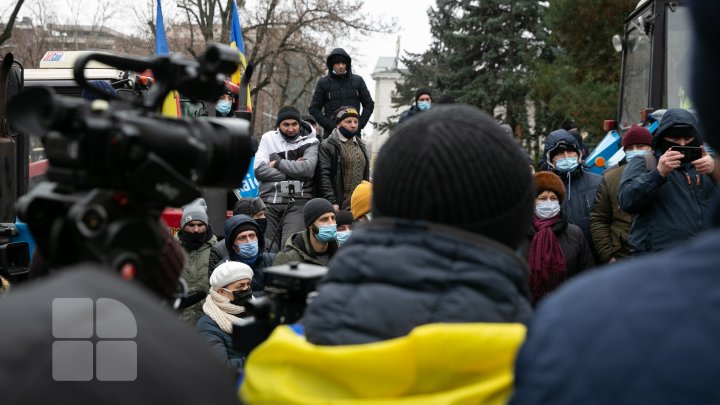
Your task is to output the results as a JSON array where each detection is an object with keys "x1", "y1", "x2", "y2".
[
  {"x1": 230, "y1": 0, "x2": 252, "y2": 111},
  {"x1": 156, "y1": 0, "x2": 181, "y2": 117}
]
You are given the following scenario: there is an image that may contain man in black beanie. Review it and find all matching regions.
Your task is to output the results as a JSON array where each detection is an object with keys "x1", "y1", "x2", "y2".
[
  {"x1": 511, "y1": 3, "x2": 720, "y2": 403},
  {"x1": 272, "y1": 198, "x2": 338, "y2": 266},
  {"x1": 254, "y1": 105, "x2": 319, "y2": 253},
  {"x1": 398, "y1": 87, "x2": 432, "y2": 124},
  {"x1": 240, "y1": 105, "x2": 534, "y2": 403},
  {"x1": 304, "y1": 104, "x2": 534, "y2": 345}
]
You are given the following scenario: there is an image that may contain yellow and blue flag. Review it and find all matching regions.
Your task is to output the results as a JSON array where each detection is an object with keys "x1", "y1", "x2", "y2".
[
  {"x1": 230, "y1": 0, "x2": 252, "y2": 111},
  {"x1": 155, "y1": 0, "x2": 181, "y2": 117}
]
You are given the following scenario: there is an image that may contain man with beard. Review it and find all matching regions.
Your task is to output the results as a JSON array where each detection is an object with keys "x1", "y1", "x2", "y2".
[{"x1": 254, "y1": 105, "x2": 319, "y2": 252}]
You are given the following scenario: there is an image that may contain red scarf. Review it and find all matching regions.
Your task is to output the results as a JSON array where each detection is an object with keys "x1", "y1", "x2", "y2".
[{"x1": 528, "y1": 215, "x2": 567, "y2": 304}]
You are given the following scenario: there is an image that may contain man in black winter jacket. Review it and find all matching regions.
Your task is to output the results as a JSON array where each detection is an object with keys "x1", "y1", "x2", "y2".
[{"x1": 309, "y1": 48, "x2": 374, "y2": 136}]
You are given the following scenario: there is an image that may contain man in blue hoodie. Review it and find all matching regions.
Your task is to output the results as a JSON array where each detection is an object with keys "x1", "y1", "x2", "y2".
[
  {"x1": 542, "y1": 130, "x2": 602, "y2": 253},
  {"x1": 209, "y1": 215, "x2": 274, "y2": 294},
  {"x1": 617, "y1": 108, "x2": 715, "y2": 255}
]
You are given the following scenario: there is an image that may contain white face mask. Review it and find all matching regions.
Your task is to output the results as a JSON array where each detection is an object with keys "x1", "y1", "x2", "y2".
[{"x1": 535, "y1": 200, "x2": 560, "y2": 219}]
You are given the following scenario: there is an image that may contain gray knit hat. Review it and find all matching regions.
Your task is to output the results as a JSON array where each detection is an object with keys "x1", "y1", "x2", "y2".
[
  {"x1": 232, "y1": 197, "x2": 266, "y2": 217},
  {"x1": 303, "y1": 198, "x2": 335, "y2": 228},
  {"x1": 181, "y1": 198, "x2": 209, "y2": 228}
]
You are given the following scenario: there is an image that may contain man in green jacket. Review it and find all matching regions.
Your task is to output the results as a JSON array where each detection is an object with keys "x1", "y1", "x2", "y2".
[
  {"x1": 590, "y1": 125, "x2": 652, "y2": 264},
  {"x1": 273, "y1": 198, "x2": 338, "y2": 266},
  {"x1": 176, "y1": 198, "x2": 217, "y2": 325}
]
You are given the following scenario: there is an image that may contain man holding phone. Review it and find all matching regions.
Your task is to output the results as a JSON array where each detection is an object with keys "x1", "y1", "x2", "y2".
[{"x1": 617, "y1": 108, "x2": 716, "y2": 255}]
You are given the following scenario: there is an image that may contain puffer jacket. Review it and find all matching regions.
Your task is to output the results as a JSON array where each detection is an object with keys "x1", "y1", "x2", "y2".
[
  {"x1": 543, "y1": 129, "x2": 602, "y2": 250},
  {"x1": 309, "y1": 48, "x2": 375, "y2": 134},
  {"x1": 254, "y1": 121, "x2": 319, "y2": 204},
  {"x1": 208, "y1": 215, "x2": 272, "y2": 292},
  {"x1": 176, "y1": 231, "x2": 217, "y2": 325},
  {"x1": 589, "y1": 163, "x2": 633, "y2": 262},
  {"x1": 617, "y1": 109, "x2": 716, "y2": 254},
  {"x1": 316, "y1": 129, "x2": 370, "y2": 205},
  {"x1": 303, "y1": 218, "x2": 533, "y2": 346},
  {"x1": 272, "y1": 229, "x2": 339, "y2": 266}
]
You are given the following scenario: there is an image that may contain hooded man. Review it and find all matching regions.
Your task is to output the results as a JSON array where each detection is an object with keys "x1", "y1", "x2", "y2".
[
  {"x1": 209, "y1": 215, "x2": 274, "y2": 293},
  {"x1": 176, "y1": 198, "x2": 217, "y2": 325},
  {"x1": 272, "y1": 198, "x2": 338, "y2": 266},
  {"x1": 398, "y1": 88, "x2": 432, "y2": 124},
  {"x1": 617, "y1": 108, "x2": 715, "y2": 255},
  {"x1": 308, "y1": 48, "x2": 375, "y2": 136},
  {"x1": 510, "y1": 4, "x2": 720, "y2": 402},
  {"x1": 254, "y1": 105, "x2": 319, "y2": 253},
  {"x1": 542, "y1": 129, "x2": 602, "y2": 254},
  {"x1": 241, "y1": 104, "x2": 533, "y2": 404},
  {"x1": 590, "y1": 125, "x2": 653, "y2": 263}
]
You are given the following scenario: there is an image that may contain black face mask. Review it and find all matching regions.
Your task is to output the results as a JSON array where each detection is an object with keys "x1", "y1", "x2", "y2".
[
  {"x1": 338, "y1": 126, "x2": 357, "y2": 139},
  {"x1": 254, "y1": 218, "x2": 268, "y2": 235},
  {"x1": 179, "y1": 230, "x2": 207, "y2": 251},
  {"x1": 231, "y1": 289, "x2": 253, "y2": 305}
]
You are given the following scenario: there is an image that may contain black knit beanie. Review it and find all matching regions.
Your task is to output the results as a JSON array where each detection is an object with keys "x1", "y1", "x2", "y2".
[
  {"x1": 373, "y1": 104, "x2": 534, "y2": 249},
  {"x1": 335, "y1": 210, "x2": 354, "y2": 227},
  {"x1": 276, "y1": 106, "x2": 301, "y2": 127},
  {"x1": 303, "y1": 198, "x2": 335, "y2": 228},
  {"x1": 415, "y1": 88, "x2": 432, "y2": 102}
]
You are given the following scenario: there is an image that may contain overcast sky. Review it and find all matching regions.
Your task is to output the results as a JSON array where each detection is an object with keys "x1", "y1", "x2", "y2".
[{"x1": 2, "y1": 0, "x2": 434, "y2": 82}]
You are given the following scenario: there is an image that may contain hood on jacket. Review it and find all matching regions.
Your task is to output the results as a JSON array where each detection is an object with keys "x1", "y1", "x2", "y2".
[
  {"x1": 326, "y1": 48, "x2": 352, "y2": 74},
  {"x1": 652, "y1": 108, "x2": 701, "y2": 149},
  {"x1": 544, "y1": 129, "x2": 583, "y2": 165},
  {"x1": 224, "y1": 215, "x2": 265, "y2": 255}
]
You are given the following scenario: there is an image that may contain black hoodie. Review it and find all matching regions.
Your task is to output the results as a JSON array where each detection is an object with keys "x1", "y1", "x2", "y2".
[{"x1": 309, "y1": 48, "x2": 375, "y2": 134}]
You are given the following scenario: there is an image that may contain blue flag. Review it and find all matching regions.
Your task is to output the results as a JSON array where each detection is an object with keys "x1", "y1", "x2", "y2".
[{"x1": 155, "y1": 0, "x2": 169, "y2": 55}]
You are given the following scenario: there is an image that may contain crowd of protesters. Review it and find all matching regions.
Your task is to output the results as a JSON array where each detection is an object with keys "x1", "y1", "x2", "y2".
[{"x1": 4, "y1": 8, "x2": 720, "y2": 402}]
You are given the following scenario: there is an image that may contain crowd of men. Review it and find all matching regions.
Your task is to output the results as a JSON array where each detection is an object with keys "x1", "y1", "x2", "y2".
[{"x1": 3, "y1": 3, "x2": 720, "y2": 402}]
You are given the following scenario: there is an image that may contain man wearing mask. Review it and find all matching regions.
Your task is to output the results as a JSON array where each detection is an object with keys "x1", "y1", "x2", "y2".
[
  {"x1": 309, "y1": 48, "x2": 374, "y2": 136},
  {"x1": 316, "y1": 106, "x2": 370, "y2": 211},
  {"x1": 176, "y1": 198, "x2": 216, "y2": 325},
  {"x1": 210, "y1": 215, "x2": 273, "y2": 294},
  {"x1": 617, "y1": 108, "x2": 716, "y2": 255},
  {"x1": 542, "y1": 130, "x2": 602, "y2": 255},
  {"x1": 255, "y1": 105, "x2": 319, "y2": 252},
  {"x1": 215, "y1": 87, "x2": 235, "y2": 117},
  {"x1": 335, "y1": 210, "x2": 354, "y2": 246},
  {"x1": 273, "y1": 198, "x2": 338, "y2": 266},
  {"x1": 209, "y1": 197, "x2": 272, "y2": 269},
  {"x1": 398, "y1": 88, "x2": 432, "y2": 124},
  {"x1": 590, "y1": 125, "x2": 653, "y2": 263}
]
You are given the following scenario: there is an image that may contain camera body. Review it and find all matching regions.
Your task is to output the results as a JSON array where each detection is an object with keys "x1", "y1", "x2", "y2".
[
  {"x1": 232, "y1": 262, "x2": 328, "y2": 354},
  {"x1": 671, "y1": 145, "x2": 702, "y2": 164},
  {"x1": 7, "y1": 44, "x2": 253, "y2": 280}
]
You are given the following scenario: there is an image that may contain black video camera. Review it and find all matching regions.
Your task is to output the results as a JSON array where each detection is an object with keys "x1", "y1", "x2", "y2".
[
  {"x1": 232, "y1": 262, "x2": 328, "y2": 354},
  {"x1": 6, "y1": 44, "x2": 253, "y2": 279}
]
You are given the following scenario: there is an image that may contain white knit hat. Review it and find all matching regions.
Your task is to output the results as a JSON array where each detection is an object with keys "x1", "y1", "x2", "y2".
[{"x1": 210, "y1": 261, "x2": 254, "y2": 289}]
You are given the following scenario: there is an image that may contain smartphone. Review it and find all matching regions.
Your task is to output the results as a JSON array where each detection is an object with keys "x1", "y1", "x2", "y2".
[{"x1": 671, "y1": 146, "x2": 702, "y2": 164}]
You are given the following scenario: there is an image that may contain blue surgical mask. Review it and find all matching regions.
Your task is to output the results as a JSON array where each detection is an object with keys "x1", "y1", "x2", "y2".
[
  {"x1": 535, "y1": 200, "x2": 561, "y2": 219},
  {"x1": 625, "y1": 150, "x2": 648, "y2": 161},
  {"x1": 315, "y1": 224, "x2": 337, "y2": 243},
  {"x1": 235, "y1": 240, "x2": 259, "y2": 259},
  {"x1": 216, "y1": 100, "x2": 232, "y2": 115},
  {"x1": 417, "y1": 101, "x2": 431, "y2": 111},
  {"x1": 336, "y1": 230, "x2": 352, "y2": 246},
  {"x1": 332, "y1": 69, "x2": 346, "y2": 75},
  {"x1": 555, "y1": 157, "x2": 579, "y2": 172}
]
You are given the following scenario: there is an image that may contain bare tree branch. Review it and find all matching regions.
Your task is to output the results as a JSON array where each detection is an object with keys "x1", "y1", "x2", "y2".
[{"x1": 0, "y1": 0, "x2": 25, "y2": 47}]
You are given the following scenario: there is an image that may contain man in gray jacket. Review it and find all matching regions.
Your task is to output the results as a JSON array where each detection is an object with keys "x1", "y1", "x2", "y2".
[{"x1": 254, "y1": 106, "x2": 319, "y2": 251}]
